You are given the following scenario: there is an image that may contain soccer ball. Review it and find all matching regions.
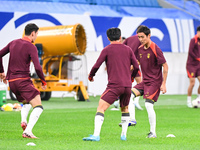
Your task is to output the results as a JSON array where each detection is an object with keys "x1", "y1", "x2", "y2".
[
  {"x1": 113, "y1": 100, "x2": 119, "y2": 109},
  {"x1": 192, "y1": 98, "x2": 200, "y2": 108}
]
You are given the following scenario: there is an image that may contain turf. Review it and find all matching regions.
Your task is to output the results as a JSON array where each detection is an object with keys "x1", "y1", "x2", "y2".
[{"x1": 0, "y1": 95, "x2": 200, "y2": 150}]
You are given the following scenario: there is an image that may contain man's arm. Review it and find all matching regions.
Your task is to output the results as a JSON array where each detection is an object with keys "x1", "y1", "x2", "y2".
[
  {"x1": 0, "y1": 58, "x2": 4, "y2": 73},
  {"x1": 160, "y1": 62, "x2": 168, "y2": 94},
  {"x1": 0, "y1": 43, "x2": 11, "y2": 83},
  {"x1": 30, "y1": 46, "x2": 47, "y2": 88},
  {"x1": 130, "y1": 50, "x2": 139, "y2": 79},
  {"x1": 0, "y1": 72, "x2": 7, "y2": 84},
  {"x1": 88, "y1": 50, "x2": 107, "y2": 81},
  {"x1": 0, "y1": 43, "x2": 11, "y2": 72},
  {"x1": 188, "y1": 39, "x2": 199, "y2": 61}
]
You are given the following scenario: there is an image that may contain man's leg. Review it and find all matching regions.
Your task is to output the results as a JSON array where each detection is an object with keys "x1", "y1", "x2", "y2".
[
  {"x1": 128, "y1": 94, "x2": 136, "y2": 122},
  {"x1": 83, "y1": 99, "x2": 110, "y2": 141},
  {"x1": 93, "y1": 100, "x2": 110, "y2": 136},
  {"x1": 23, "y1": 95, "x2": 43, "y2": 138},
  {"x1": 128, "y1": 88, "x2": 141, "y2": 124},
  {"x1": 120, "y1": 106, "x2": 130, "y2": 140},
  {"x1": 119, "y1": 88, "x2": 141, "y2": 127},
  {"x1": 145, "y1": 100, "x2": 157, "y2": 138},
  {"x1": 21, "y1": 101, "x2": 32, "y2": 131},
  {"x1": 197, "y1": 76, "x2": 200, "y2": 98},
  {"x1": 187, "y1": 78, "x2": 195, "y2": 108},
  {"x1": 134, "y1": 77, "x2": 143, "y2": 110}
]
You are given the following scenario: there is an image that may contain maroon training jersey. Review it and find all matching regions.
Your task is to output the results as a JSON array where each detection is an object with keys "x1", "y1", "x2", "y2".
[
  {"x1": 0, "y1": 58, "x2": 4, "y2": 73},
  {"x1": 138, "y1": 42, "x2": 166, "y2": 84},
  {"x1": 89, "y1": 43, "x2": 139, "y2": 88},
  {"x1": 123, "y1": 35, "x2": 141, "y2": 59},
  {"x1": 186, "y1": 35, "x2": 200, "y2": 67},
  {"x1": 0, "y1": 37, "x2": 46, "y2": 85}
]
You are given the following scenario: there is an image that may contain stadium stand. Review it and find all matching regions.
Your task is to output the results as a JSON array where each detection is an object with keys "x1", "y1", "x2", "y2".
[
  {"x1": 0, "y1": 0, "x2": 91, "y2": 3},
  {"x1": 0, "y1": 0, "x2": 161, "y2": 7},
  {"x1": 95, "y1": 0, "x2": 161, "y2": 7},
  {"x1": 0, "y1": 0, "x2": 198, "y2": 19},
  {"x1": 120, "y1": 7, "x2": 196, "y2": 19},
  {"x1": 165, "y1": 0, "x2": 200, "y2": 18},
  {"x1": 0, "y1": 0, "x2": 122, "y2": 16}
]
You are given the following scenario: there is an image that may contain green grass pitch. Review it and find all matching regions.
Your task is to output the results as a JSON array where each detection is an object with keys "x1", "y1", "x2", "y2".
[{"x1": 0, "y1": 95, "x2": 200, "y2": 150}]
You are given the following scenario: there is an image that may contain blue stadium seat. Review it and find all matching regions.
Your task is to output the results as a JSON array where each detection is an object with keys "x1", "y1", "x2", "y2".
[
  {"x1": 59, "y1": 0, "x2": 88, "y2": 4},
  {"x1": 165, "y1": 0, "x2": 200, "y2": 17},
  {"x1": 143, "y1": 0, "x2": 152, "y2": 7},
  {"x1": 95, "y1": 0, "x2": 160, "y2": 7},
  {"x1": 0, "y1": 0, "x2": 90, "y2": 3},
  {"x1": 0, "y1": 1, "x2": 122, "y2": 16},
  {"x1": 120, "y1": 7, "x2": 195, "y2": 19},
  {"x1": 127, "y1": 0, "x2": 134, "y2": 6},
  {"x1": 1, "y1": 0, "x2": 160, "y2": 7},
  {"x1": 0, "y1": 0, "x2": 196, "y2": 19}
]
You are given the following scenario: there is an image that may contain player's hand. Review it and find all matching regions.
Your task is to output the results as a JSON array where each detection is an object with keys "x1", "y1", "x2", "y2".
[
  {"x1": 3, "y1": 79, "x2": 7, "y2": 84},
  {"x1": 0, "y1": 72, "x2": 5, "y2": 80},
  {"x1": 41, "y1": 85, "x2": 47, "y2": 90},
  {"x1": 160, "y1": 83, "x2": 166, "y2": 94},
  {"x1": 130, "y1": 65, "x2": 133, "y2": 71},
  {"x1": 0, "y1": 73, "x2": 7, "y2": 84},
  {"x1": 88, "y1": 76, "x2": 94, "y2": 82}
]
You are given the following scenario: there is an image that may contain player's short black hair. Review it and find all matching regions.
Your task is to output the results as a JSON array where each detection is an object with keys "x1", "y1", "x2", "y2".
[
  {"x1": 136, "y1": 25, "x2": 150, "y2": 36},
  {"x1": 107, "y1": 27, "x2": 121, "y2": 41},
  {"x1": 136, "y1": 25, "x2": 143, "y2": 31},
  {"x1": 25, "y1": 23, "x2": 39, "y2": 35},
  {"x1": 197, "y1": 26, "x2": 200, "y2": 31}
]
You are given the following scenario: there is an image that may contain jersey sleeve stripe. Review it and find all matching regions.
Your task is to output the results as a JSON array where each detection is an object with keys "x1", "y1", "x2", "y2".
[
  {"x1": 150, "y1": 42, "x2": 157, "y2": 57},
  {"x1": 194, "y1": 35, "x2": 198, "y2": 44}
]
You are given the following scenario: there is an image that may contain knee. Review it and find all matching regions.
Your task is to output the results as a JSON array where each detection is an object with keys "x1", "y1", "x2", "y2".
[
  {"x1": 97, "y1": 101, "x2": 109, "y2": 112},
  {"x1": 135, "y1": 77, "x2": 142, "y2": 84},
  {"x1": 190, "y1": 79, "x2": 195, "y2": 87},
  {"x1": 132, "y1": 88, "x2": 141, "y2": 97},
  {"x1": 190, "y1": 82, "x2": 195, "y2": 87}
]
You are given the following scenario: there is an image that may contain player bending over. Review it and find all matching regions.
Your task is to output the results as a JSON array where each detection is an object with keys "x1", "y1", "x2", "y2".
[{"x1": 83, "y1": 27, "x2": 139, "y2": 141}]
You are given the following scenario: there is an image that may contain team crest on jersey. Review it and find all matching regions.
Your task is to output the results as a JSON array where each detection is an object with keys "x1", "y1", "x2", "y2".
[
  {"x1": 147, "y1": 53, "x2": 150, "y2": 58},
  {"x1": 145, "y1": 92, "x2": 149, "y2": 97},
  {"x1": 191, "y1": 72, "x2": 194, "y2": 76},
  {"x1": 140, "y1": 54, "x2": 142, "y2": 58}
]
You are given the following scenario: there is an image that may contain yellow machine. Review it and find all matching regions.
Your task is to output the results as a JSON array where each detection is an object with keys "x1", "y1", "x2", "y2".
[{"x1": 9, "y1": 24, "x2": 89, "y2": 101}]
